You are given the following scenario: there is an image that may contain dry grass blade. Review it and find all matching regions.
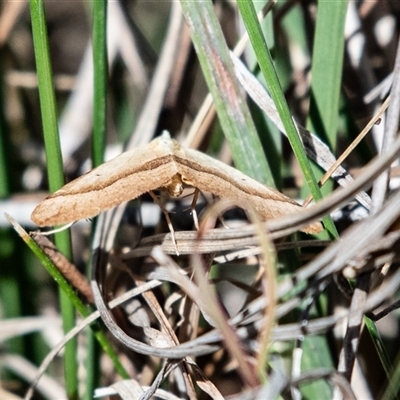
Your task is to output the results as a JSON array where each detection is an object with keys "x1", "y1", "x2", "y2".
[
  {"x1": 31, "y1": 233, "x2": 94, "y2": 303},
  {"x1": 0, "y1": 317, "x2": 60, "y2": 343},
  {"x1": 371, "y1": 39, "x2": 400, "y2": 213},
  {"x1": 91, "y1": 247, "x2": 220, "y2": 358},
  {"x1": 24, "y1": 280, "x2": 163, "y2": 400},
  {"x1": 3, "y1": 355, "x2": 66, "y2": 400}
]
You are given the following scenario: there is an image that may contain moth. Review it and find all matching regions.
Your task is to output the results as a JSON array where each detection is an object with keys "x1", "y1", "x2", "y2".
[{"x1": 31, "y1": 132, "x2": 322, "y2": 234}]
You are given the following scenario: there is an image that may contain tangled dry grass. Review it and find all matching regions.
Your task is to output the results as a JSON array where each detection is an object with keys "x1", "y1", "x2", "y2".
[{"x1": 1, "y1": 1, "x2": 400, "y2": 399}]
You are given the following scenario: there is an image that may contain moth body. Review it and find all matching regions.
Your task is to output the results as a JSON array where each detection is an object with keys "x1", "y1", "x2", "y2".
[{"x1": 31, "y1": 132, "x2": 322, "y2": 234}]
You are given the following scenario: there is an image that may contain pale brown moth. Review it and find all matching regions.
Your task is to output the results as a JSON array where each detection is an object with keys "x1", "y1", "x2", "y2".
[{"x1": 31, "y1": 132, "x2": 322, "y2": 234}]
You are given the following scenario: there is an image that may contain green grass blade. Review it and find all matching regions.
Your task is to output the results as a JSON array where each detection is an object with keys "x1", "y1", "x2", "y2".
[
  {"x1": 0, "y1": 87, "x2": 9, "y2": 197},
  {"x1": 237, "y1": 0, "x2": 338, "y2": 385},
  {"x1": 179, "y1": 0, "x2": 274, "y2": 186},
  {"x1": 30, "y1": 0, "x2": 78, "y2": 398},
  {"x1": 92, "y1": 0, "x2": 108, "y2": 167},
  {"x1": 236, "y1": 0, "x2": 337, "y2": 237},
  {"x1": 29, "y1": 0, "x2": 64, "y2": 194},
  {"x1": 86, "y1": 2, "x2": 108, "y2": 396},
  {"x1": 6, "y1": 213, "x2": 129, "y2": 382},
  {"x1": 300, "y1": 335, "x2": 334, "y2": 398},
  {"x1": 365, "y1": 316, "x2": 397, "y2": 400},
  {"x1": 28, "y1": 1, "x2": 78, "y2": 397},
  {"x1": 306, "y1": 0, "x2": 347, "y2": 202},
  {"x1": 307, "y1": 1, "x2": 347, "y2": 151},
  {"x1": 306, "y1": 3, "x2": 392, "y2": 396}
]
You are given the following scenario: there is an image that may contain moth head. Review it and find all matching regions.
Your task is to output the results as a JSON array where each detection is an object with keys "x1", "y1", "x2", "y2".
[{"x1": 165, "y1": 173, "x2": 184, "y2": 197}]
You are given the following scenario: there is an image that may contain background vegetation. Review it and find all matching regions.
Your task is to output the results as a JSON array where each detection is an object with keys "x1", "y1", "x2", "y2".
[{"x1": 0, "y1": 1, "x2": 400, "y2": 399}]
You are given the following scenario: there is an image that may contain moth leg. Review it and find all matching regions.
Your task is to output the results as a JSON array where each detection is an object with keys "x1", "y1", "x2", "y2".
[
  {"x1": 190, "y1": 188, "x2": 200, "y2": 230},
  {"x1": 33, "y1": 222, "x2": 75, "y2": 235},
  {"x1": 148, "y1": 191, "x2": 179, "y2": 255}
]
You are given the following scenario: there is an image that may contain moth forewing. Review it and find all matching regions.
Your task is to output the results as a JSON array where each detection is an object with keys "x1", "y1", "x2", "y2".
[
  {"x1": 176, "y1": 146, "x2": 322, "y2": 233},
  {"x1": 31, "y1": 138, "x2": 179, "y2": 226}
]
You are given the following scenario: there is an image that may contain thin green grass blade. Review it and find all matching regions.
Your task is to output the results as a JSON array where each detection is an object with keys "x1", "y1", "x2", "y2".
[
  {"x1": 306, "y1": 0, "x2": 347, "y2": 201},
  {"x1": 365, "y1": 316, "x2": 397, "y2": 400},
  {"x1": 237, "y1": 0, "x2": 338, "y2": 386},
  {"x1": 282, "y1": 2, "x2": 347, "y2": 391},
  {"x1": 92, "y1": 0, "x2": 108, "y2": 167},
  {"x1": 306, "y1": 3, "x2": 392, "y2": 394},
  {"x1": 28, "y1": 1, "x2": 78, "y2": 397},
  {"x1": 179, "y1": 0, "x2": 274, "y2": 186},
  {"x1": 236, "y1": 0, "x2": 337, "y2": 237},
  {"x1": 6, "y1": 213, "x2": 129, "y2": 381},
  {"x1": 29, "y1": 0, "x2": 65, "y2": 194},
  {"x1": 86, "y1": 2, "x2": 108, "y2": 396},
  {"x1": 0, "y1": 86, "x2": 9, "y2": 197},
  {"x1": 300, "y1": 335, "x2": 334, "y2": 398},
  {"x1": 307, "y1": 1, "x2": 347, "y2": 151},
  {"x1": 0, "y1": 75, "x2": 32, "y2": 357}
]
